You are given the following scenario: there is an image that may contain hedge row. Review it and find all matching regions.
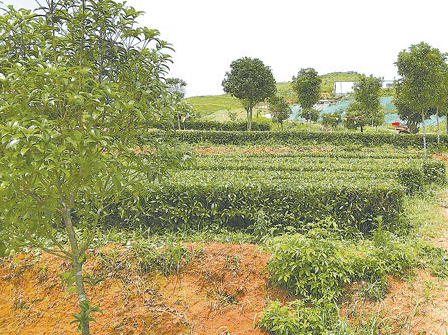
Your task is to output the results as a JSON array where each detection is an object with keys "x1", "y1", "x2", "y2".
[
  {"x1": 149, "y1": 119, "x2": 271, "y2": 131},
  {"x1": 111, "y1": 170, "x2": 405, "y2": 235},
  {"x1": 191, "y1": 153, "x2": 436, "y2": 173},
  {"x1": 188, "y1": 153, "x2": 446, "y2": 193},
  {"x1": 143, "y1": 130, "x2": 448, "y2": 149}
]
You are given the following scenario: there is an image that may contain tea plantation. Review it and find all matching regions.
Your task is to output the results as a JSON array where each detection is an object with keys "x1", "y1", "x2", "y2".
[{"x1": 129, "y1": 130, "x2": 448, "y2": 334}]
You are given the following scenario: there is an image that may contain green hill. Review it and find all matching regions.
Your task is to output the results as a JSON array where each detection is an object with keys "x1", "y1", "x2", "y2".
[
  {"x1": 185, "y1": 72, "x2": 363, "y2": 117},
  {"x1": 185, "y1": 95, "x2": 242, "y2": 117},
  {"x1": 320, "y1": 71, "x2": 361, "y2": 93}
]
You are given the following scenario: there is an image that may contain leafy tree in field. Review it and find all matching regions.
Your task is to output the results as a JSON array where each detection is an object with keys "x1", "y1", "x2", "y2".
[
  {"x1": 393, "y1": 99, "x2": 420, "y2": 133},
  {"x1": 222, "y1": 57, "x2": 277, "y2": 131},
  {"x1": 268, "y1": 95, "x2": 292, "y2": 129},
  {"x1": 344, "y1": 101, "x2": 367, "y2": 132},
  {"x1": 394, "y1": 42, "x2": 448, "y2": 152},
  {"x1": 292, "y1": 68, "x2": 322, "y2": 126},
  {"x1": 0, "y1": 1, "x2": 187, "y2": 334},
  {"x1": 166, "y1": 78, "x2": 192, "y2": 129},
  {"x1": 352, "y1": 75, "x2": 385, "y2": 127},
  {"x1": 321, "y1": 111, "x2": 343, "y2": 130}
]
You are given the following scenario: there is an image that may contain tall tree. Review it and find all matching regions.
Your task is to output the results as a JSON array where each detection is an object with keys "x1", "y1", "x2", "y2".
[
  {"x1": 352, "y1": 75, "x2": 385, "y2": 127},
  {"x1": 0, "y1": 2, "x2": 186, "y2": 334},
  {"x1": 222, "y1": 57, "x2": 276, "y2": 131},
  {"x1": 292, "y1": 68, "x2": 322, "y2": 126},
  {"x1": 394, "y1": 42, "x2": 448, "y2": 152}
]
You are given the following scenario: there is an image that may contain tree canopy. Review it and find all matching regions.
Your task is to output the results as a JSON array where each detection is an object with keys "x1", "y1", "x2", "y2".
[
  {"x1": 292, "y1": 68, "x2": 322, "y2": 124},
  {"x1": 292, "y1": 68, "x2": 321, "y2": 110},
  {"x1": 350, "y1": 75, "x2": 385, "y2": 128},
  {"x1": 0, "y1": 1, "x2": 186, "y2": 333},
  {"x1": 222, "y1": 57, "x2": 276, "y2": 131},
  {"x1": 394, "y1": 42, "x2": 448, "y2": 150}
]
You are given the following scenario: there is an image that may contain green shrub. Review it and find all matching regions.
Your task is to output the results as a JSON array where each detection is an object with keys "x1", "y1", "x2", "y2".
[
  {"x1": 418, "y1": 242, "x2": 448, "y2": 278},
  {"x1": 148, "y1": 119, "x2": 272, "y2": 131},
  {"x1": 371, "y1": 224, "x2": 418, "y2": 276},
  {"x1": 397, "y1": 167, "x2": 424, "y2": 194},
  {"x1": 265, "y1": 234, "x2": 353, "y2": 301},
  {"x1": 422, "y1": 160, "x2": 446, "y2": 184}
]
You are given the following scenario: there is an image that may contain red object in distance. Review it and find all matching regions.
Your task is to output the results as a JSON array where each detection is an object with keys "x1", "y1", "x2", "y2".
[{"x1": 392, "y1": 122, "x2": 400, "y2": 126}]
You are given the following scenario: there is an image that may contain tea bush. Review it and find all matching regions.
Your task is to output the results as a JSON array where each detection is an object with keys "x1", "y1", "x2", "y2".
[{"x1": 264, "y1": 234, "x2": 353, "y2": 301}]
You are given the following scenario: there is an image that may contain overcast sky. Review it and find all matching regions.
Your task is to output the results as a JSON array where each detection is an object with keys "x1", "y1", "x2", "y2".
[{"x1": 5, "y1": 0, "x2": 448, "y2": 97}]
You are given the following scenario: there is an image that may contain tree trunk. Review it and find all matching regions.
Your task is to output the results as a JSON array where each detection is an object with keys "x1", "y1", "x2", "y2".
[
  {"x1": 62, "y1": 207, "x2": 90, "y2": 335},
  {"x1": 247, "y1": 108, "x2": 252, "y2": 131},
  {"x1": 422, "y1": 109, "x2": 427, "y2": 154},
  {"x1": 437, "y1": 108, "x2": 440, "y2": 146}
]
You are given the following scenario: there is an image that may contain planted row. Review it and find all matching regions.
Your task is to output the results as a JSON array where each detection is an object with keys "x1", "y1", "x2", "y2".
[
  {"x1": 143, "y1": 130, "x2": 448, "y2": 149},
  {"x1": 188, "y1": 154, "x2": 445, "y2": 194},
  {"x1": 112, "y1": 171, "x2": 405, "y2": 235}
]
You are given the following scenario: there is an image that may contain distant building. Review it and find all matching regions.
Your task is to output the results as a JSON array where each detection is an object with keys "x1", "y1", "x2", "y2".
[
  {"x1": 382, "y1": 80, "x2": 394, "y2": 89},
  {"x1": 333, "y1": 82, "x2": 355, "y2": 96},
  {"x1": 333, "y1": 79, "x2": 394, "y2": 95}
]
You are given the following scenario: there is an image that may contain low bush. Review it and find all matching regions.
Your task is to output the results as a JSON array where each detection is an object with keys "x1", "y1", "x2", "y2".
[
  {"x1": 256, "y1": 300, "x2": 344, "y2": 335},
  {"x1": 264, "y1": 234, "x2": 353, "y2": 301}
]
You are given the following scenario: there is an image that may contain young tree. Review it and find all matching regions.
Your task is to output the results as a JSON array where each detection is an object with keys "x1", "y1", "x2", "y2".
[
  {"x1": 344, "y1": 101, "x2": 367, "y2": 132},
  {"x1": 352, "y1": 75, "x2": 385, "y2": 127},
  {"x1": 292, "y1": 68, "x2": 322, "y2": 127},
  {"x1": 166, "y1": 78, "x2": 191, "y2": 130},
  {"x1": 0, "y1": 2, "x2": 187, "y2": 334},
  {"x1": 222, "y1": 57, "x2": 277, "y2": 131},
  {"x1": 268, "y1": 95, "x2": 292, "y2": 129},
  {"x1": 394, "y1": 42, "x2": 448, "y2": 152},
  {"x1": 321, "y1": 111, "x2": 343, "y2": 130}
]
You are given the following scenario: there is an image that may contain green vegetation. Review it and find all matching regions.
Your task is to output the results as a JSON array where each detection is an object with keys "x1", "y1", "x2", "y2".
[
  {"x1": 145, "y1": 129, "x2": 448, "y2": 149},
  {"x1": 222, "y1": 57, "x2": 277, "y2": 130},
  {"x1": 0, "y1": 2, "x2": 186, "y2": 334},
  {"x1": 320, "y1": 71, "x2": 360, "y2": 94},
  {"x1": 185, "y1": 72, "x2": 361, "y2": 118},
  {"x1": 185, "y1": 94, "x2": 242, "y2": 117}
]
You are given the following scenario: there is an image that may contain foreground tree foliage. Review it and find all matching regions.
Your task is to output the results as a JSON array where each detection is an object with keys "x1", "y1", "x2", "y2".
[
  {"x1": 0, "y1": 1, "x2": 187, "y2": 334},
  {"x1": 222, "y1": 57, "x2": 276, "y2": 131}
]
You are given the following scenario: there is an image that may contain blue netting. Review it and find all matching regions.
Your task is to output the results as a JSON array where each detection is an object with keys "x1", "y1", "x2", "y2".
[{"x1": 290, "y1": 96, "x2": 445, "y2": 126}]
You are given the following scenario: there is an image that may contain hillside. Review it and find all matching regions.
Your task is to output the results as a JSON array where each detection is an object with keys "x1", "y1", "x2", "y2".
[{"x1": 185, "y1": 72, "x2": 362, "y2": 117}]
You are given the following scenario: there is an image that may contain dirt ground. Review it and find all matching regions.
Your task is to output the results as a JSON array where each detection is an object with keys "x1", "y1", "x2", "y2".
[
  {"x1": 2, "y1": 236, "x2": 448, "y2": 334},
  {"x1": 0, "y1": 243, "x2": 290, "y2": 334}
]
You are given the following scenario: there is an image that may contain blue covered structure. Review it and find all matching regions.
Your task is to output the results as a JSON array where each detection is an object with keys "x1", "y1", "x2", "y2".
[{"x1": 290, "y1": 97, "x2": 445, "y2": 126}]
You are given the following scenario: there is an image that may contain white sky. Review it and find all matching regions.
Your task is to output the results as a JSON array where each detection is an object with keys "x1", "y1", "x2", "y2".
[{"x1": 5, "y1": 0, "x2": 448, "y2": 97}]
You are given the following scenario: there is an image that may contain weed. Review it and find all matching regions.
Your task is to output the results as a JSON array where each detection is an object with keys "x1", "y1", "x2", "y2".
[
  {"x1": 202, "y1": 271, "x2": 241, "y2": 306},
  {"x1": 135, "y1": 239, "x2": 202, "y2": 276},
  {"x1": 256, "y1": 300, "x2": 343, "y2": 335}
]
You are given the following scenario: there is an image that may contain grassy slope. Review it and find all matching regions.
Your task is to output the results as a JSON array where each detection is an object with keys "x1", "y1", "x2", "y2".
[{"x1": 186, "y1": 72, "x2": 362, "y2": 118}]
